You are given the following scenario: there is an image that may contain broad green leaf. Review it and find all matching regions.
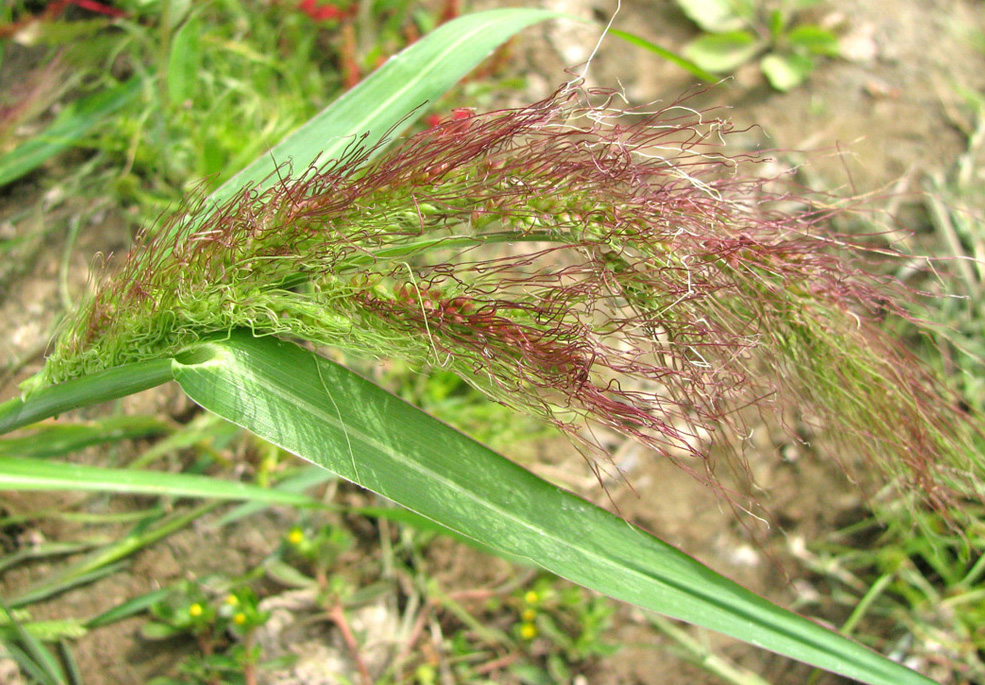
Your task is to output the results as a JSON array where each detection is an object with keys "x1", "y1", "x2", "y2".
[
  {"x1": 788, "y1": 24, "x2": 841, "y2": 57},
  {"x1": 0, "y1": 77, "x2": 141, "y2": 188},
  {"x1": 163, "y1": 0, "x2": 193, "y2": 29},
  {"x1": 767, "y1": 9, "x2": 786, "y2": 38},
  {"x1": 0, "y1": 456, "x2": 316, "y2": 506},
  {"x1": 355, "y1": 505, "x2": 530, "y2": 563},
  {"x1": 209, "y1": 8, "x2": 561, "y2": 206},
  {"x1": 674, "y1": 0, "x2": 748, "y2": 33},
  {"x1": 170, "y1": 332, "x2": 934, "y2": 685},
  {"x1": 682, "y1": 31, "x2": 763, "y2": 73},
  {"x1": 761, "y1": 52, "x2": 815, "y2": 92}
]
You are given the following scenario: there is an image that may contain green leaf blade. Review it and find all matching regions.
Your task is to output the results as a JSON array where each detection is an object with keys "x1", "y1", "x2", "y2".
[
  {"x1": 0, "y1": 359, "x2": 175, "y2": 436},
  {"x1": 0, "y1": 455, "x2": 316, "y2": 506},
  {"x1": 787, "y1": 24, "x2": 841, "y2": 57},
  {"x1": 608, "y1": 29, "x2": 718, "y2": 82},
  {"x1": 674, "y1": 0, "x2": 749, "y2": 33},
  {"x1": 761, "y1": 52, "x2": 815, "y2": 92},
  {"x1": 167, "y1": 17, "x2": 203, "y2": 104},
  {"x1": 208, "y1": 8, "x2": 562, "y2": 206},
  {"x1": 171, "y1": 332, "x2": 934, "y2": 685},
  {"x1": 0, "y1": 416, "x2": 171, "y2": 458}
]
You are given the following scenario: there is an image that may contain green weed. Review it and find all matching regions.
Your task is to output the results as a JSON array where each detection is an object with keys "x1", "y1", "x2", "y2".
[{"x1": 676, "y1": 0, "x2": 841, "y2": 91}]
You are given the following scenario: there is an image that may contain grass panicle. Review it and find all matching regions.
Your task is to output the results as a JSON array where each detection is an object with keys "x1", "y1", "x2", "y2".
[{"x1": 42, "y1": 84, "x2": 983, "y2": 510}]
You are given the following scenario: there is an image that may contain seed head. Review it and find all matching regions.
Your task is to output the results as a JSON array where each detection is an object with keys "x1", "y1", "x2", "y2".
[{"x1": 45, "y1": 85, "x2": 984, "y2": 514}]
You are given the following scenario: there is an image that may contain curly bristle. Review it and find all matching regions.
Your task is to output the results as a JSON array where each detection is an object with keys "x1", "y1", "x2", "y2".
[{"x1": 44, "y1": 85, "x2": 984, "y2": 513}]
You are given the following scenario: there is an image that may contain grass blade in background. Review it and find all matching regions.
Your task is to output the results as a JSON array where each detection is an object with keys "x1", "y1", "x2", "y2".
[
  {"x1": 0, "y1": 416, "x2": 171, "y2": 459},
  {"x1": 0, "y1": 77, "x2": 141, "y2": 189},
  {"x1": 209, "y1": 8, "x2": 561, "y2": 205},
  {"x1": 9, "y1": 502, "x2": 219, "y2": 608},
  {"x1": 215, "y1": 465, "x2": 335, "y2": 526},
  {"x1": 0, "y1": 456, "x2": 317, "y2": 506},
  {"x1": 608, "y1": 28, "x2": 718, "y2": 82},
  {"x1": 170, "y1": 331, "x2": 934, "y2": 685},
  {"x1": 84, "y1": 588, "x2": 172, "y2": 630},
  {"x1": 0, "y1": 598, "x2": 69, "y2": 685},
  {"x1": 0, "y1": 543, "x2": 97, "y2": 577}
]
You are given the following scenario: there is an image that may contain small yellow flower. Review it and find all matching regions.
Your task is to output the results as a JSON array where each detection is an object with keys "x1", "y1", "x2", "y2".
[
  {"x1": 189, "y1": 603, "x2": 203, "y2": 617},
  {"x1": 414, "y1": 664, "x2": 437, "y2": 685},
  {"x1": 225, "y1": 594, "x2": 240, "y2": 606},
  {"x1": 523, "y1": 590, "x2": 539, "y2": 605},
  {"x1": 519, "y1": 622, "x2": 537, "y2": 640},
  {"x1": 521, "y1": 608, "x2": 536, "y2": 622},
  {"x1": 233, "y1": 612, "x2": 247, "y2": 625},
  {"x1": 288, "y1": 528, "x2": 305, "y2": 545}
]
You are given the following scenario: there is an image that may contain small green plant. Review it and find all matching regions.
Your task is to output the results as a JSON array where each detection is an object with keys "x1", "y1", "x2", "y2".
[
  {"x1": 676, "y1": 0, "x2": 841, "y2": 91},
  {"x1": 512, "y1": 579, "x2": 617, "y2": 680},
  {"x1": 279, "y1": 522, "x2": 355, "y2": 588},
  {"x1": 142, "y1": 580, "x2": 269, "y2": 685}
]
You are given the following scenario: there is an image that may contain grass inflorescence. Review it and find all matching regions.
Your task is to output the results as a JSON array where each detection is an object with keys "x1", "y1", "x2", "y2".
[{"x1": 42, "y1": 84, "x2": 983, "y2": 510}]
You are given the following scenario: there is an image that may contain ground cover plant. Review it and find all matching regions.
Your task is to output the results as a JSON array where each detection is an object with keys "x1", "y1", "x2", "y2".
[
  {"x1": 1, "y1": 2, "x2": 984, "y2": 683},
  {"x1": 675, "y1": 0, "x2": 840, "y2": 91}
]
